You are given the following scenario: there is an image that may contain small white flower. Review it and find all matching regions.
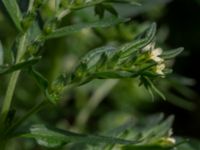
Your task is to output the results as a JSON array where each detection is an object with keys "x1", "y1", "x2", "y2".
[
  {"x1": 161, "y1": 137, "x2": 176, "y2": 144},
  {"x1": 155, "y1": 63, "x2": 165, "y2": 75},
  {"x1": 149, "y1": 48, "x2": 164, "y2": 63},
  {"x1": 142, "y1": 43, "x2": 164, "y2": 63}
]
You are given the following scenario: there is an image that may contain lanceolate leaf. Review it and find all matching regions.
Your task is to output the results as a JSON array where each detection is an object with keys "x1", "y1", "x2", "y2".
[
  {"x1": 28, "y1": 67, "x2": 49, "y2": 91},
  {"x1": 2, "y1": 0, "x2": 22, "y2": 31},
  {"x1": 28, "y1": 68, "x2": 56, "y2": 104},
  {"x1": 46, "y1": 17, "x2": 129, "y2": 39},
  {"x1": 107, "y1": 0, "x2": 141, "y2": 5},
  {"x1": 0, "y1": 57, "x2": 41, "y2": 75},
  {"x1": 120, "y1": 23, "x2": 157, "y2": 57},
  {"x1": 144, "y1": 77, "x2": 166, "y2": 100},
  {"x1": 20, "y1": 124, "x2": 139, "y2": 148},
  {"x1": 122, "y1": 145, "x2": 172, "y2": 150},
  {"x1": 92, "y1": 71, "x2": 136, "y2": 79},
  {"x1": 161, "y1": 48, "x2": 184, "y2": 60},
  {"x1": 81, "y1": 46, "x2": 116, "y2": 68}
]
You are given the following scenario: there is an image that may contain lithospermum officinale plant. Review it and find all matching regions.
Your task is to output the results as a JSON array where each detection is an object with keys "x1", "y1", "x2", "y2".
[{"x1": 0, "y1": 0, "x2": 184, "y2": 150}]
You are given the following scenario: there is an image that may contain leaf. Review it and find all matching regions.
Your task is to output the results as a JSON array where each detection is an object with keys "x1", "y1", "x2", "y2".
[
  {"x1": 141, "y1": 116, "x2": 174, "y2": 142},
  {"x1": 122, "y1": 145, "x2": 172, "y2": 150},
  {"x1": 46, "y1": 17, "x2": 129, "y2": 39},
  {"x1": 95, "y1": 4, "x2": 105, "y2": 19},
  {"x1": 81, "y1": 46, "x2": 116, "y2": 68},
  {"x1": 107, "y1": 0, "x2": 141, "y2": 6},
  {"x1": 20, "y1": 124, "x2": 139, "y2": 148},
  {"x1": 145, "y1": 77, "x2": 166, "y2": 100},
  {"x1": 28, "y1": 67, "x2": 49, "y2": 90},
  {"x1": 0, "y1": 57, "x2": 41, "y2": 75},
  {"x1": 103, "y1": 4, "x2": 118, "y2": 17},
  {"x1": 28, "y1": 67, "x2": 56, "y2": 104},
  {"x1": 0, "y1": 41, "x2": 3, "y2": 65},
  {"x1": 120, "y1": 23, "x2": 157, "y2": 58},
  {"x1": 161, "y1": 47, "x2": 184, "y2": 60},
  {"x1": 92, "y1": 71, "x2": 136, "y2": 79},
  {"x1": 2, "y1": 0, "x2": 22, "y2": 31}
]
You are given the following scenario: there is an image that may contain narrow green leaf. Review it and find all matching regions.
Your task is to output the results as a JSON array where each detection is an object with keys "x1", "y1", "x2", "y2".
[
  {"x1": 141, "y1": 116, "x2": 174, "y2": 141},
  {"x1": 120, "y1": 23, "x2": 157, "y2": 57},
  {"x1": 81, "y1": 46, "x2": 116, "y2": 68},
  {"x1": 95, "y1": 4, "x2": 105, "y2": 19},
  {"x1": 161, "y1": 47, "x2": 184, "y2": 60},
  {"x1": 0, "y1": 57, "x2": 41, "y2": 75},
  {"x1": 122, "y1": 145, "x2": 172, "y2": 150},
  {"x1": 145, "y1": 77, "x2": 166, "y2": 100},
  {"x1": 20, "y1": 124, "x2": 139, "y2": 148},
  {"x1": 0, "y1": 41, "x2": 3, "y2": 65},
  {"x1": 2, "y1": 0, "x2": 22, "y2": 31},
  {"x1": 107, "y1": 0, "x2": 141, "y2": 6},
  {"x1": 95, "y1": 52, "x2": 108, "y2": 69},
  {"x1": 92, "y1": 71, "x2": 136, "y2": 79},
  {"x1": 46, "y1": 17, "x2": 129, "y2": 39},
  {"x1": 28, "y1": 68, "x2": 56, "y2": 104},
  {"x1": 104, "y1": 4, "x2": 118, "y2": 16},
  {"x1": 28, "y1": 67, "x2": 49, "y2": 90}
]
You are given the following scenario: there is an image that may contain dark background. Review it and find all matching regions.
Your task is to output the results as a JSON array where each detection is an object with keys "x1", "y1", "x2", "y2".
[{"x1": 156, "y1": 0, "x2": 200, "y2": 139}]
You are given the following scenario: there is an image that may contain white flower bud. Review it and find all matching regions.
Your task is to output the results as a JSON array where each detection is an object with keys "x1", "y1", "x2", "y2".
[
  {"x1": 155, "y1": 63, "x2": 165, "y2": 75},
  {"x1": 162, "y1": 137, "x2": 176, "y2": 144}
]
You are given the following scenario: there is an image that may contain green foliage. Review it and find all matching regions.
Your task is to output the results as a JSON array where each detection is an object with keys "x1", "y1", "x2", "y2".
[
  {"x1": 20, "y1": 124, "x2": 138, "y2": 148},
  {"x1": 2, "y1": 0, "x2": 22, "y2": 31},
  {"x1": 161, "y1": 48, "x2": 184, "y2": 60},
  {"x1": 0, "y1": 41, "x2": 3, "y2": 65},
  {"x1": 0, "y1": 0, "x2": 198, "y2": 150},
  {"x1": 46, "y1": 17, "x2": 129, "y2": 39}
]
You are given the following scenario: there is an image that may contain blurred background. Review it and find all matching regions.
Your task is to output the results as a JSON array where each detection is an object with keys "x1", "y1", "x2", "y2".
[{"x1": 0, "y1": 0, "x2": 200, "y2": 149}]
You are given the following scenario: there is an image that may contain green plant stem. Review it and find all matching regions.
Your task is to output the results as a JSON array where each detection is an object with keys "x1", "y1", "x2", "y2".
[
  {"x1": 28, "y1": 0, "x2": 35, "y2": 12},
  {"x1": 0, "y1": 34, "x2": 27, "y2": 124},
  {"x1": 0, "y1": 71, "x2": 20, "y2": 123}
]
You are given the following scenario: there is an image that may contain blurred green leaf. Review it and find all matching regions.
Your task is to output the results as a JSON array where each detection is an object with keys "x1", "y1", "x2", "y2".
[
  {"x1": 0, "y1": 41, "x2": 3, "y2": 65},
  {"x1": 146, "y1": 77, "x2": 166, "y2": 100},
  {"x1": 107, "y1": 0, "x2": 141, "y2": 5},
  {"x1": 122, "y1": 145, "x2": 172, "y2": 150},
  {"x1": 20, "y1": 124, "x2": 139, "y2": 148},
  {"x1": 95, "y1": 4, "x2": 105, "y2": 19},
  {"x1": 2, "y1": 0, "x2": 22, "y2": 31},
  {"x1": 46, "y1": 17, "x2": 129, "y2": 39},
  {"x1": 141, "y1": 116, "x2": 174, "y2": 143},
  {"x1": 103, "y1": 4, "x2": 118, "y2": 16},
  {"x1": 161, "y1": 47, "x2": 184, "y2": 60}
]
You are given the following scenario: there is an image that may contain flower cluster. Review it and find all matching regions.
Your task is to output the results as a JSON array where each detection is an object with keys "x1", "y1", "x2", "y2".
[{"x1": 143, "y1": 43, "x2": 166, "y2": 76}]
